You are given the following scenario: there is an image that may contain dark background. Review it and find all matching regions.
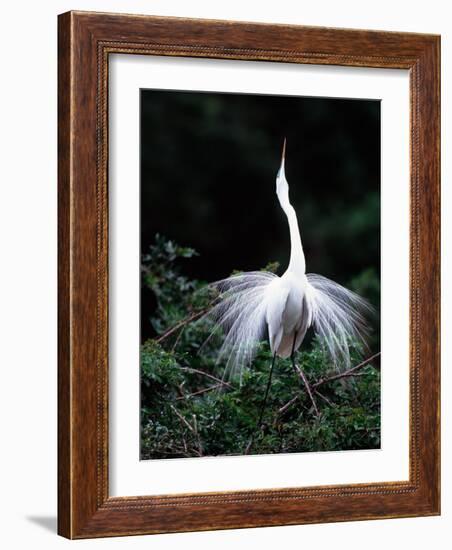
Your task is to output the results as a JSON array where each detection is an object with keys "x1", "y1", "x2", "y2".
[{"x1": 141, "y1": 90, "x2": 380, "y2": 342}]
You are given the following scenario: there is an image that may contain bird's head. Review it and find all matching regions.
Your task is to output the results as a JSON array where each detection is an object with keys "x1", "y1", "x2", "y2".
[{"x1": 276, "y1": 138, "x2": 290, "y2": 209}]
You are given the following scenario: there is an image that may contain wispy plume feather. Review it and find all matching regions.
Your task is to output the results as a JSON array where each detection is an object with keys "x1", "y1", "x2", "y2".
[
  {"x1": 199, "y1": 270, "x2": 373, "y2": 383},
  {"x1": 306, "y1": 274, "x2": 374, "y2": 369},
  {"x1": 197, "y1": 139, "x2": 375, "y2": 384},
  {"x1": 200, "y1": 271, "x2": 277, "y2": 383}
]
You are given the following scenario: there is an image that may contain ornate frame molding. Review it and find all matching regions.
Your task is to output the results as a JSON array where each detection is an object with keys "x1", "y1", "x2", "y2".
[{"x1": 58, "y1": 11, "x2": 440, "y2": 538}]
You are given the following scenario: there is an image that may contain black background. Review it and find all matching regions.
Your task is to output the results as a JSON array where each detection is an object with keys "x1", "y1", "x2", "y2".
[{"x1": 140, "y1": 90, "x2": 380, "y2": 341}]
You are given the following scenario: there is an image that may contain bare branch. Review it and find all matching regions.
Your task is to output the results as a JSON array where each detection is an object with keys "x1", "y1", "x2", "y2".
[
  {"x1": 176, "y1": 384, "x2": 222, "y2": 400},
  {"x1": 179, "y1": 366, "x2": 233, "y2": 389},
  {"x1": 155, "y1": 306, "x2": 211, "y2": 344},
  {"x1": 294, "y1": 364, "x2": 320, "y2": 416},
  {"x1": 312, "y1": 352, "x2": 381, "y2": 389},
  {"x1": 192, "y1": 414, "x2": 203, "y2": 456},
  {"x1": 278, "y1": 395, "x2": 299, "y2": 416},
  {"x1": 277, "y1": 354, "x2": 380, "y2": 418},
  {"x1": 169, "y1": 404, "x2": 194, "y2": 432},
  {"x1": 314, "y1": 389, "x2": 335, "y2": 407},
  {"x1": 171, "y1": 324, "x2": 186, "y2": 351}
]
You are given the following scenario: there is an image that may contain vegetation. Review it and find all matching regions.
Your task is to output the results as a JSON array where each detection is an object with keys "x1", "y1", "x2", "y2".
[{"x1": 140, "y1": 236, "x2": 380, "y2": 459}]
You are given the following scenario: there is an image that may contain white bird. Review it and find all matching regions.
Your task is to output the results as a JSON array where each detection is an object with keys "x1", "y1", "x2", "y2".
[{"x1": 202, "y1": 140, "x2": 373, "y2": 404}]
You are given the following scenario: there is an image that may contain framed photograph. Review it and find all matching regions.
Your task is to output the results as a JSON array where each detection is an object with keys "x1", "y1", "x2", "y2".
[{"x1": 58, "y1": 11, "x2": 440, "y2": 538}]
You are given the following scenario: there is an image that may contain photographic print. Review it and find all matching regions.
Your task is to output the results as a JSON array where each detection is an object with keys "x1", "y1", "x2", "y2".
[
  {"x1": 140, "y1": 89, "x2": 381, "y2": 460},
  {"x1": 58, "y1": 13, "x2": 440, "y2": 537}
]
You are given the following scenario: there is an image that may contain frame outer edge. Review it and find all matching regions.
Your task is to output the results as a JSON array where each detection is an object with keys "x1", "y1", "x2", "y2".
[
  {"x1": 408, "y1": 37, "x2": 441, "y2": 516},
  {"x1": 57, "y1": 11, "x2": 73, "y2": 539},
  {"x1": 57, "y1": 10, "x2": 441, "y2": 538},
  {"x1": 436, "y1": 35, "x2": 441, "y2": 516},
  {"x1": 421, "y1": 37, "x2": 441, "y2": 515}
]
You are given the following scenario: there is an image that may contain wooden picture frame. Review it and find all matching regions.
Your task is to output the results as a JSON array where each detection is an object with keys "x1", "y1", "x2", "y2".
[{"x1": 58, "y1": 10, "x2": 440, "y2": 539}]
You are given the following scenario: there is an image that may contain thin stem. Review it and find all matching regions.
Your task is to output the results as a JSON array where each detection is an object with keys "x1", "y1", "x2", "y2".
[
  {"x1": 155, "y1": 306, "x2": 211, "y2": 344},
  {"x1": 257, "y1": 352, "x2": 277, "y2": 428},
  {"x1": 290, "y1": 331, "x2": 319, "y2": 416},
  {"x1": 293, "y1": 363, "x2": 320, "y2": 416},
  {"x1": 179, "y1": 366, "x2": 233, "y2": 389},
  {"x1": 278, "y1": 351, "x2": 380, "y2": 418},
  {"x1": 169, "y1": 404, "x2": 194, "y2": 433},
  {"x1": 245, "y1": 352, "x2": 277, "y2": 454},
  {"x1": 278, "y1": 394, "x2": 299, "y2": 416},
  {"x1": 171, "y1": 324, "x2": 186, "y2": 351},
  {"x1": 314, "y1": 389, "x2": 336, "y2": 408},
  {"x1": 192, "y1": 414, "x2": 203, "y2": 456},
  {"x1": 312, "y1": 352, "x2": 381, "y2": 389},
  {"x1": 175, "y1": 383, "x2": 222, "y2": 400}
]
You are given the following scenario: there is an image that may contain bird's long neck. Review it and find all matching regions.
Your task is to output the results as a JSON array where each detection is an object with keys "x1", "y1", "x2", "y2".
[{"x1": 283, "y1": 204, "x2": 306, "y2": 275}]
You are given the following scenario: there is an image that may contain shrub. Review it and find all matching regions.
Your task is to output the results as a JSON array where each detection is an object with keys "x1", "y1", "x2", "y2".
[{"x1": 140, "y1": 236, "x2": 380, "y2": 459}]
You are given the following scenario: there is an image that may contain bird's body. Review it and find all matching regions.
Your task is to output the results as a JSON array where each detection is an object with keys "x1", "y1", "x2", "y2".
[
  {"x1": 265, "y1": 271, "x2": 311, "y2": 358},
  {"x1": 203, "y1": 139, "x2": 372, "y2": 384}
]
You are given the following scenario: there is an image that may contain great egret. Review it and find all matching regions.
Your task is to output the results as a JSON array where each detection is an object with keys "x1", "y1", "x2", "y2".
[{"x1": 203, "y1": 139, "x2": 373, "y2": 434}]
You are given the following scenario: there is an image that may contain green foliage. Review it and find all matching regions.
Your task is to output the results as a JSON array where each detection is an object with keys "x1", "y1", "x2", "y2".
[
  {"x1": 141, "y1": 233, "x2": 211, "y2": 337},
  {"x1": 349, "y1": 267, "x2": 381, "y2": 350},
  {"x1": 141, "y1": 237, "x2": 380, "y2": 459}
]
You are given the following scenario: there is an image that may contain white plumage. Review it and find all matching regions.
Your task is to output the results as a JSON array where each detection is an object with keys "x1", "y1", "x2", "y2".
[{"x1": 203, "y1": 139, "x2": 372, "y2": 383}]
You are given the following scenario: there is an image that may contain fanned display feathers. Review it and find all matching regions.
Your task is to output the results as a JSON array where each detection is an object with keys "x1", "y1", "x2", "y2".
[
  {"x1": 201, "y1": 271, "x2": 373, "y2": 383},
  {"x1": 199, "y1": 139, "x2": 373, "y2": 383}
]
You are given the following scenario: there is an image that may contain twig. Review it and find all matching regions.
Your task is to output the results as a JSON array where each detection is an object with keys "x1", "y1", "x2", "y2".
[
  {"x1": 312, "y1": 352, "x2": 381, "y2": 389},
  {"x1": 278, "y1": 395, "x2": 299, "y2": 416},
  {"x1": 277, "y1": 353, "x2": 381, "y2": 418},
  {"x1": 179, "y1": 366, "x2": 233, "y2": 389},
  {"x1": 244, "y1": 437, "x2": 255, "y2": 455},
  {"x1": 175, "y1": 384, "x2": 222, "y2": 400},
  {"x1": 171, "y1": 324, "x2": 186, "y2": 352},
  {"x1": 314, "y1": 389, "x2": 335, "y2": 408},
  {"x1": 170, "y1": 405, "x2": 204, "y2": 457},
  {"x1": 155, "y1": 306, "x2": 211, "y2": 343},
  {"x1": 169, "y1": 404, "x2": 194, "y2": 432},
  {"x1": 176, "y1": 382, "x2": 186, "y2": 399},
  {"x1": 192, "y1": 414, "x2": 203, "y2": 456},
  {"x1": 294, "y1": 364, "x2": 320, "y2": 416},
  {"x1": 181, "y1": 432, "x2": 188, "y2": 454}
]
